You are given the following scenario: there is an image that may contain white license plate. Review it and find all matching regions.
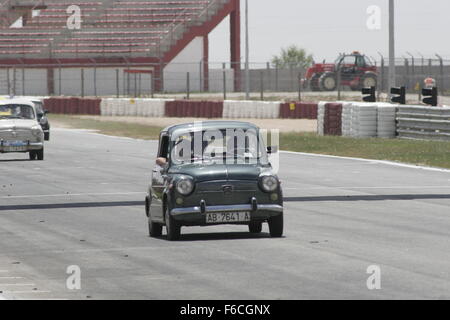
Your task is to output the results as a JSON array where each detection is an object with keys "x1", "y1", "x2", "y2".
[
  {"x1": 206, "y1": 212, "x2": 251, "y2": 224},
  {"x1": 3, "y1": 145, "x2": 28, "y2": 152}
]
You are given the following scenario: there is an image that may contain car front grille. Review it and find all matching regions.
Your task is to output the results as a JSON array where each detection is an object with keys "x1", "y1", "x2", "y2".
[
  {"x1": 196, "y1": 180, "x2": 258, "y2": 194},
  {"x1": 0, "y1": 130, "x2": 35, "y2": 141}
]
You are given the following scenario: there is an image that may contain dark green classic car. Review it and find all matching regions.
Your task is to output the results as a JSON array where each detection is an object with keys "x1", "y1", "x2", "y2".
[{"x1": 145, "y1": 121, "x2": 283, "y2": 241}]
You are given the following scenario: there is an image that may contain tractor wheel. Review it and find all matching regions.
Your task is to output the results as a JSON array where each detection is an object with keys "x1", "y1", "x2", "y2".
[
  {"x1": 361, "y1": 73, "x2": 377, "y2": 89},
  {"x1": 319, "y1": 72, "x2": 337, "y2": 91}
]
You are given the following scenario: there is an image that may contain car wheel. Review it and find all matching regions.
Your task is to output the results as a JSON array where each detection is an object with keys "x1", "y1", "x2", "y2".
[
  {"x1": 148, "y1": 218, "x2": 163, "y2": 238},
  {"x1": 165, "y1": 206, "x2": 181, "y2": 241},
  {"x1": 268, "y1": 214, "x2": 283, "y2": 238},
  {"x1": 29, "y1": 151, "x2": 37, "y2": 161},
  {"x1": 36, "y1": 148, "x2": 44, "y2": 161},
  {"x1": 319, "y1": 72, "x2": 337, "y2": 91},
  {"x1": 44, "y1": 132, "x2": 50, "y2": 141},
  {"x1": 146, "y1": 197, "x2": 162, "y2": 237},
  {"x1": 248, "y1": 222, "x2": 262, "y2": 234}
]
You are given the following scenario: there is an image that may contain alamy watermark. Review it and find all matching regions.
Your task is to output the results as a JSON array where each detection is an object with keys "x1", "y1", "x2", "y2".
[
  {"x1": 66, "y1": 265, "x2": 81, "y2": 290},
  {"x1": 366, "y1": 265, "x2": 381, "y2": 290},
  {"x1": 366, "y1": 5, "x2": 381, "y2": 30}
]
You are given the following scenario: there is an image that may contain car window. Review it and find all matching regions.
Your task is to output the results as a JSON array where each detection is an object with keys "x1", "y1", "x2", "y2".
[
  {"x1": 33, "y1": 101, "x2": 44, "y2": 113},
  {"x1": 170, "y1": 129, "x2": 268, "y2": 165},
  {"x1": 356, "y1": 56, "x2": 366, "y2": 67},
  {"x1": 340, "y1": 56, "x2": 356, "y2": 65},
  {"x1": 158, "y1": 134, "x2": 169, "y2": 158},
  {"x1": 0, "y1": 104, "x2": 35, "y2": 120}
]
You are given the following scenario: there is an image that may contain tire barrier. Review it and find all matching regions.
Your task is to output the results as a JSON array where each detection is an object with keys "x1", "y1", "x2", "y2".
[
  {"x1": 100, "y1": 98, "x2": 168, "y2": 117},
  {"x1": 223, "y1": 101, "x2": 280, "y2": 119},
  {"x1": 165, "y1": 100, "x2": 224, "y2": 118},
  {"x1": 279, "y1": 102, "x2": 318, "y2": 119},
  {"x1": 340, "y1": 102, "x2": 396, "y2": 138},
  {"x1": 43, "y1": 97, "x2": 101, "y2": 115},
  {"x1": 323, "y1": 103, "x2": 343, "y2": 136},
  {"x1": 317, "y1": 101, "x2": 327, "y2": 136}
]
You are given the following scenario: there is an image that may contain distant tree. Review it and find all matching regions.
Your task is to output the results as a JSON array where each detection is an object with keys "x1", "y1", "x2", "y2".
[{"x1": 271, "y1": 45, "x2": 314, "y2": 69}]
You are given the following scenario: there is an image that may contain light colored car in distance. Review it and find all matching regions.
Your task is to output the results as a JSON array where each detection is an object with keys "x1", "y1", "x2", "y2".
[{"x1": 0, "y1": 98, "x2": 45, "y2": 160}]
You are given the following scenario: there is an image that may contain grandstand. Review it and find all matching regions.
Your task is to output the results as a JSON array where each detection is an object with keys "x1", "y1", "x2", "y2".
[{"x1": 0, "y1": 0, "x2": 241, "y2": 94}]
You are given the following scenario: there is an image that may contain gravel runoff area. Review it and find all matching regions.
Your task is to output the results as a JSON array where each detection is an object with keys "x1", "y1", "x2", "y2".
[{"x1": 58, "y1": 116, "x2": 318, "y2": 133}]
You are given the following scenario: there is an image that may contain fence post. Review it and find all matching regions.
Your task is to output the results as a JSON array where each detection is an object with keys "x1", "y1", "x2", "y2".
[
  {"x1": 6, "y1": 68, "x2": 10, "y2": 96},
  {"x1": 134, "y1": 73, "x2": 137, "y2": 98},
  {"x1": 223, "y1": 70, "x2": 227, "y2": 100},
  {"x1": 12, "y1": 68, "x2": 16, "y2": 96},
  {"x1": 436, "y1": 54, "x2": 444, "y2": 94},
  {"x1": 81, "y1": 69, "x2": 85, "y2": 98},
  {"x1": 116, "y1": 69, "x2": 119, "y2": 98},
  {"x1": 58, "y1": 67, "x2": 62, "y2": 96},
  {"x1": 22, "y1": 68, "x2": 25, "y2": 96},
  {"x1": 337, "y1": 64, "x2": 342, "y2": 100},
  {"x1": 275, "y1": 64, "x2": 279, "y2": 92},
  {"x1": 186, "y1": 72, "x2": 190, "y2": 100},
  {"x1": 297, "y1": 72, "x2": 302, "y2": 102},
  {"x1": 260, "y1": 70, "x2": 264, "y2": 101},
  {"x1": 94, "y1": 66, "x2": 97, "y2": 97},
  {"x1": 151, "y1": 72, "x2": 154, "y2": 98}
]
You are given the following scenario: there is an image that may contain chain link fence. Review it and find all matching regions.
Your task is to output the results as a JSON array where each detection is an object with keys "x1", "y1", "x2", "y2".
[{"x1": 1, "y1": 56, "x2": 450, "y2": 98}]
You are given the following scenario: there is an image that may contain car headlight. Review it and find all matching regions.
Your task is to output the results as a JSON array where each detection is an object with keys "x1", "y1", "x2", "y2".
[
  {"x1": 176, "y1": 177, "x2": 194, "y2": 195},
  {"x1": 260, "y1": 175, "x2": 278, "y2": 192},
  {"x1": 31, "y1": 125, "x2": 42, "y2": 137}
]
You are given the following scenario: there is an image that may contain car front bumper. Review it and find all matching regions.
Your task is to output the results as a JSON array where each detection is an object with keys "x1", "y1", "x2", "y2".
[
  {"x1": 0, "y1": 141, "x2": 43, "y2": 153},
  {"x1": 171, "y1": 202, "x2": 283, "y2": 226}
]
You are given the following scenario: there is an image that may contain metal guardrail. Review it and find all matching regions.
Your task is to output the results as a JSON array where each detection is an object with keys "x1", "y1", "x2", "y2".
[{"x1": 397, "y1": 106, "x2": 450, "y2": 141}]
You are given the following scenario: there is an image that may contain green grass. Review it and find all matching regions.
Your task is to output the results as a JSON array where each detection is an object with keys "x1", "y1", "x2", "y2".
[
  {"x1": 281, "y1": 133, "x2": 450, "y2": 169},
  {"x1": 50, "y1": 114, "x2": 450, "y2": 169},
  {"x1": 50, "y1": 114, "x2": 162, "y2": 140}
]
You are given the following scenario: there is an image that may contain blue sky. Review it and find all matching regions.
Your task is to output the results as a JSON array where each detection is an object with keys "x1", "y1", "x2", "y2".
[{"x1": 208, "y1": 0, "x2": 450, "y2": 64}]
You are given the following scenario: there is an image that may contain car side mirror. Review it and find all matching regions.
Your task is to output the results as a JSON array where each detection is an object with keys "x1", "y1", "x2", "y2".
[
  {"x1": 267, "y1": 146, "x2": 278, "y2": 154},
  {"x1": 156, "y1": 157, "x2": 167, "y2": 167}
]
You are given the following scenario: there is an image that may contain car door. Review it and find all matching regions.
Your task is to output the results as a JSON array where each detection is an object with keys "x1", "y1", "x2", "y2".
[{"x1": 150, "y1": 133, "x2": 170, "y2": 221}]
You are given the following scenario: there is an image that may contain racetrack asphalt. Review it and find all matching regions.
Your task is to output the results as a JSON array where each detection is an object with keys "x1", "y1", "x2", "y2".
[{"x1": 0, "y1": 128, "x2": 449, "y2": 300}]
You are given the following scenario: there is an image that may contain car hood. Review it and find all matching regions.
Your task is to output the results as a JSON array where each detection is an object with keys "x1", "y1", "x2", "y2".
[
  {"x1": 169, "y1": 163, "x2": 272, "y2": 182},
  {"x1": 0, "y1": 119, "x2": 38, "y2": 130}
]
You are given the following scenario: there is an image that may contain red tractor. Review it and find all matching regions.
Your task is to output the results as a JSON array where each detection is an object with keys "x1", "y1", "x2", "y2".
[{"x1": 303, "y1": 52, "x2": 378, "y2": 92}]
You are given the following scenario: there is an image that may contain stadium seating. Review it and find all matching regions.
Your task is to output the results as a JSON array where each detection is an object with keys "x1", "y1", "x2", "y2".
[{"x1": 0, "y1": 0, "x2": 224, "y2": 58}]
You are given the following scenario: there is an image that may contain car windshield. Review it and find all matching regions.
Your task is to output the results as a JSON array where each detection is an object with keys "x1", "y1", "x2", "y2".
[
  {"x1": 0, "y1": 104, "x2": 35, "y2": 120},
  {"x1": 170, "y1": 128, "x2": 269, "y2": 165}
]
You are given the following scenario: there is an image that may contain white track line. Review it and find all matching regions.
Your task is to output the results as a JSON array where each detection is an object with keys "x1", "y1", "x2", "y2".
[
  {"x1": 0, "y1": 191, "x2": 145, "y2": 200},
  {"x1": 284, "y1": 186, "x2": 450, "y2": 190},
  {"x1": 1, "y1": 290, "x2": 50, "y2": 294},
  {"x1": 281, "y1": 151, "x2": 450, "y2": 173},
  {"x1": 0, "y1": 277, "x2": 24, "y2": 280}
]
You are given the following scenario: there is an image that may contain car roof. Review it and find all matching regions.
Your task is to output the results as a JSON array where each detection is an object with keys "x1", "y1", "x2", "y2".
[
  {"x1": 162, "y1": 121, "x2": 259, "y2": 134},
  {"x1": 0, "y1": 98, "x2": 35, "y2": 107}
]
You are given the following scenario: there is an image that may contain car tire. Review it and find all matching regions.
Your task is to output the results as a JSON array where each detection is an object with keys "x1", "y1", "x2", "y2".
[
  {"x1": 268, "y1": 214, "x2": 283, "y2": 238},
  {"x1": 44, "y1": 132, "x2": 50, "y2": 141},
  {"x1": 165, "y1": 206, "x2": 181, "y2": 241},
  {"x1": 361, "y1": 73, "x2": 377, "y2": 89},
  {"x1": 319, "y1": 72, "x2": 337, "y2": 91},
  {"x1": 248, "y1": 222, "x2": 262, "y2": 234},
  {"x1": 29, "y1": 151, "x2": 37, "y2": 161},
  {"x1": 146, "y1": 197, "x2": 162, "y2": 237},
  {"x1": 148, "y1": 218, "x2": 163, "y2": 238},
  {"x1": 36, "y1": 148, "x2": 44, "y2": 161}
]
